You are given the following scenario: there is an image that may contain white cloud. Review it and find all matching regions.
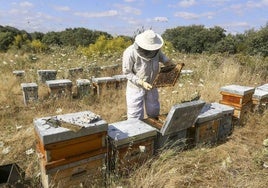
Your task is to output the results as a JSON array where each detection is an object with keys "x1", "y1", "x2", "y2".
[
  {"x1": 74, "y1": 10, "x2": 118, "y2": 18},
  {"x1": 179, "y1": 0, "x2": 196, "y2": 7},
  {"x1": 54, "y1": 6, "x2": 71, "y2": 12},
  {"x1": 19, "y1": 1, "x2": 33, "y2": 8},
  {"x1": 174, "y1": 12, "x2": 199, "y2": 20},
  {"x1": 154, "y1": 17, "x2": 168, "y2": 22},
  {"x1": 174, "y1": 11, "x2": 215, "y2": 20},
  {"x1": 114, "y1": 4, "x2": 141, "y2": 15}
]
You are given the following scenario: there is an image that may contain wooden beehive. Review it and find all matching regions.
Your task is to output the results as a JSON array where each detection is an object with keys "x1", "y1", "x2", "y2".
[
  {"x1": 252, "y1": 87, "x2": 268, "y2": 113},
  {"x1": 189, "y1": 103, "x2": 223, "y2": 145},
  {"x1": 39, "y1": 153, "x2": 106, "y2": 188},
  {"x1": 21, "y1": 82, "x2": 38, "y2": 105},
  {"x1": 34, "y1": 111, "x2": 108, "y2": 187},
  {"x1": 108, "y1": 120, "x2": 157, "y2": 175},
  {"x1": 143, "y1": 100, "x2": 206, "y2": 150},
  {"x1": 76, "y1": 79, "x2": 91, "y2": 98},
  {"x1": 211, "y1": 102, "x2": 234, "y2": 141},
  {"x1": 112, "y1": 74, "x2": 127, "y2": 89},
  {"x1": 219, "y1": 85, "x2": 255, "y2": 121},
  {"x1": 46, "y1": 79, "x2": 73, "y2": 98},
  {"x1": 37, "y1": 70, "x2": 57, "y2": 83},
  {"x1": 92, "y1": 77, "x2": 117, "y2": 95}
]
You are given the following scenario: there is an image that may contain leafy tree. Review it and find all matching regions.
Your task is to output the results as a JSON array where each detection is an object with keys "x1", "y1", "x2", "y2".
[
  {"x1": 59, "y1": 28, "x2": 112, "y2": 47},
  {"x1": 42, "y1": 31, "x2": 62, "y2": 45},
  {"x1": 79, "y1": 35, "x2": 131, "y2": 58},
  {"x1": 162, "y1": 25, "x2": 226, "y2": 53},
  {"x1": 30, "y1": 39, "x2": 48, "y2": 53},
  {"x1": 212, "y1": 34, "x2": 237, "y2": 54},
  {"x1": 0, "y1": 32, "x2": 14, "y2": 51},
  {"x1": 246, "y1": 24, "x2": 268, "y2": 57},
  {"x1": 30, "y1": 32, "x2": 44, "y2": 41}
]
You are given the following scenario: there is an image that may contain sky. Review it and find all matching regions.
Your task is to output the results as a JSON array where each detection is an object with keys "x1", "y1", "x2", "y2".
[{"x1": 0, "y1": 0, "x2": 268, "y2": 36}]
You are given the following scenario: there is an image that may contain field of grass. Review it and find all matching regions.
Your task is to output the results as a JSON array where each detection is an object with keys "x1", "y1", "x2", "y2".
[{"x1": 0, "y1": 49, "x2": 267, "y2": 187}]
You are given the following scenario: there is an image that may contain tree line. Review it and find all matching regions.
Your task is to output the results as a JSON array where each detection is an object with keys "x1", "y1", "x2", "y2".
[{"x1": 0, "y1": 24, "x2": 268, "y2": 57}]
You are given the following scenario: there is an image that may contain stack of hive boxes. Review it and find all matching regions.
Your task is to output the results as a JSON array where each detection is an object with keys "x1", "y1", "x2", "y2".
[
  {"x1": 34, "y1": 111, "x2": 108, "y2": 188},
  {"x1": 143, "y1": 100, "x2": 205, "y2": 151},
  {"x1": 252, "y1": 84, "x2": 268, "y2": 113},
  {"x1": 219, "y1": 85, "x2": 255, "y2": 122},
  {"x1": 108, "y1": 120, "x2": 157, "y2": 175}
]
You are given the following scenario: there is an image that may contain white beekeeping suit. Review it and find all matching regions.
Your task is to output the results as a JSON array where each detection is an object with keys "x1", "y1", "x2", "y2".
[{"x1": 122, "y1": 30, "x2": 172, "y2": 120}]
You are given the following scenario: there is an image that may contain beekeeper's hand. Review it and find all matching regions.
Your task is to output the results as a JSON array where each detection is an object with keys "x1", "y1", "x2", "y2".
[{"x1": 137, "y1": 79, "x2": 153, "y2": 90}]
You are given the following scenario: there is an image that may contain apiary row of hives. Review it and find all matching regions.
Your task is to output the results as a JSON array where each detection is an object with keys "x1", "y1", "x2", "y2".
[
  {"x1": 20, "y1": 75, "x2": 127, "y2": 105},
  {"x1": 34, "y1": 96, "x2": 244, "y2": 187}
]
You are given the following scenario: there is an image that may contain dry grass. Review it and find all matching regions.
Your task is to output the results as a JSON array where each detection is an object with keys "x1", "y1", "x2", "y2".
[{"x1": 0, "y1": 50, "x2": 268, "y2": 187}]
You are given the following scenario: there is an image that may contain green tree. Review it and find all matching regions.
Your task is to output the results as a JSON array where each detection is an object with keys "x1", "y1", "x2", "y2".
[
  {"x1": 246, "y1": 24, "x2": 268, "y2": 57},
  {"x1": 42, "y1": 31, "x2": 62, "y2": 46},
  {"x1": 0, "y1": 32, "x2": 14, "y2": 51},
  {"x1": 162, "y1": 25, "x2": 226, "y2": 53}
]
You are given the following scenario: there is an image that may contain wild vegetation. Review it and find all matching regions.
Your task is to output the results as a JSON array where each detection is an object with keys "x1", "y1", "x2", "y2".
[{"x1": 0, "y1": 25, "x2": 268, "y2": 187}]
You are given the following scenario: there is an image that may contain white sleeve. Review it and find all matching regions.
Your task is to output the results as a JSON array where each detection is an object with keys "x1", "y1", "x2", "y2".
[{"x1": 122, "y1": 47, "x2": 140, "y2": 85}]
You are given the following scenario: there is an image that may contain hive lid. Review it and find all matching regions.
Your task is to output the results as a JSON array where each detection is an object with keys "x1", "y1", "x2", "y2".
[
  {"x1": 34, "y1": 111, "x2": 108, "y2": 145},
  {"x1": 211, "y1": 102, "x2": 234, "y2": 114},
  {"x1": 196, "y1": 103, "x2": 223, "y2": 124},
  {"x1": 108, "y1": 119, "x2": 157, "y2": 146},
  {"x1": 220, "y1": 85, "x2": 255, "y2": 95},
  {"x1": 45, "y1": 79, "x2": 72, "y2": 87},
  {"x1": 160, "y1": 100, "x2": 206, "y2": 136},
  {"x1": 92, "y1": 77, "x2": 116, "y2": 83},
  {"x1": 256, "y1": 84, "x2": 268, "y2": 92},
  {"x1": 253, "y1": 89, "x2": 268, "y2": 99}
]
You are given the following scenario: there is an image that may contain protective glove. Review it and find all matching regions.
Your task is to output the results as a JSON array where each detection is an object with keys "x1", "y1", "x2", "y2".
[{"x1": 137, "y1": 79, "x2": 153, "y2": 90}]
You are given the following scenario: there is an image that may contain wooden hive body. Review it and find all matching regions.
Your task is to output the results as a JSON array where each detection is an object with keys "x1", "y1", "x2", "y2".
[
  {"x1": 46, "y1": 79, "x2": 73, "y2": 98},
  {"x1": 252, "y1": 86, "x2": 268, "y2": 113},
  {"x1": 40, "y1": 154, "x2": 106, "y2": 188},
  {"x1": 21, "y1": 82, "x2": 38, "y2": 105},
  {"x1": 190, "y1": 103, "x2": 223, "y2": 145},
  {"x1": 211, "y1": 102, "x2": 234, "y2": 141},
  {"x1": 76, "y1": 79, "x2": 91, "y2": 98},
  {"x1": 37, "y1": 70, "x2": 57, "y2": 83},
  {"x1": 108, "y1": 120, "x2": 157, "y2": 175},
  {"x1": 219, "y1": 85, "x2": 255, "y2": 120},
  {"x1": 34, "y1": 111, "x2": 108, "y2": 187},
  {"x1": 92, "y1": 77, "x2": 117, "y2": 95}
]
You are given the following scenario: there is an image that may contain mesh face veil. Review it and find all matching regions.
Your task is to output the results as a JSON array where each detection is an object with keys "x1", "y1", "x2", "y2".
[{"x1": 134, "y1": 43, "x2": 159, "y2": 59}]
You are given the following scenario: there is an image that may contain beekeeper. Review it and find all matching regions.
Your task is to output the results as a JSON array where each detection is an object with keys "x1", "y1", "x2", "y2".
[{"x1": 123, "y1": 29, "x2": 174, "y2": 120}]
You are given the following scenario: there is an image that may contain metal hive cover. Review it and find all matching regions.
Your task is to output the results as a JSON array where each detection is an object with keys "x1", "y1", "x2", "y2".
[
  {"x1": 108, "y1": 119, "x2": 157, "y2": 146},
  {"x1": 160, "y1": 100, "x2": 206, "y2": 136}
]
